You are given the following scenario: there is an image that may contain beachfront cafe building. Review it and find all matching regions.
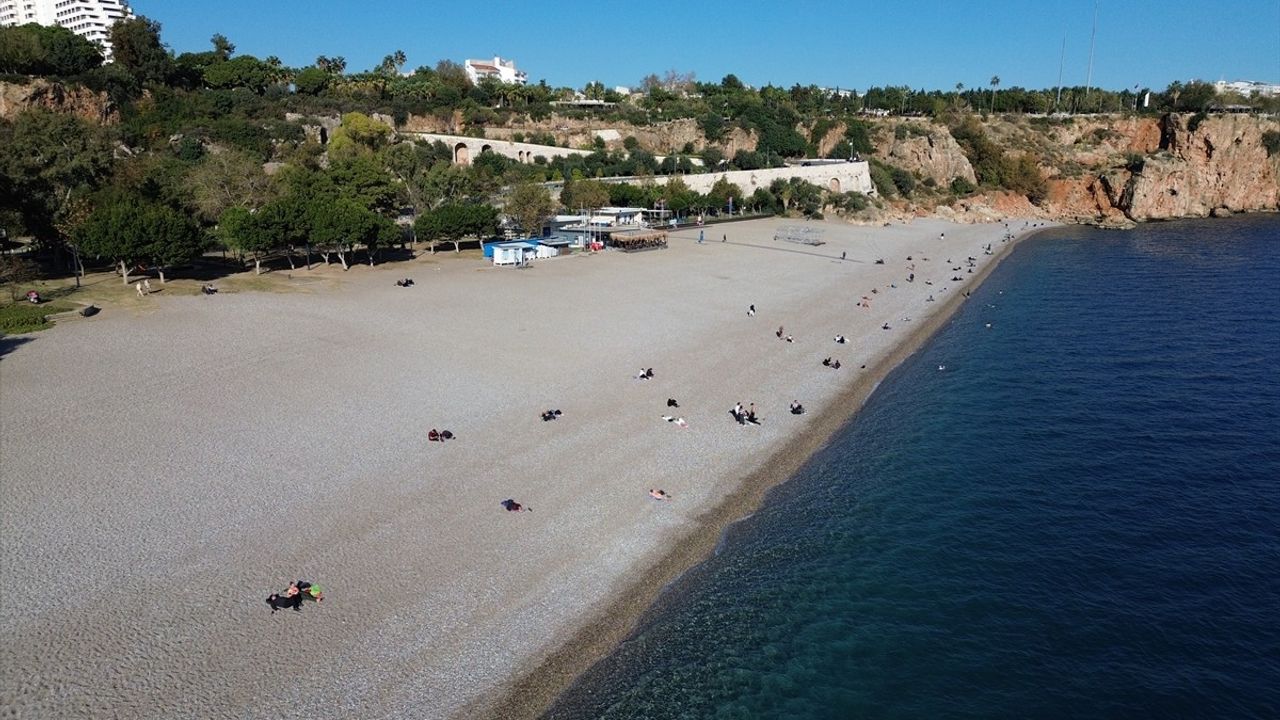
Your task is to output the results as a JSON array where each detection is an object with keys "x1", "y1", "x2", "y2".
[{"x1": 557, "y1": 207, "x2": 669, "y2": 247}]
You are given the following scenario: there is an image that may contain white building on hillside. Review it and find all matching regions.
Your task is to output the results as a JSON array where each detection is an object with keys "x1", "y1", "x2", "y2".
[
  {"x1": 464, "y1": 56, "x2": 526, "y2": 85},
  {"x1": 1212, "y1": 80, "x2": 1280, "y2": 98},
  {"x1": 0, "y1": 0, "x2": 134, "y2": 61}
]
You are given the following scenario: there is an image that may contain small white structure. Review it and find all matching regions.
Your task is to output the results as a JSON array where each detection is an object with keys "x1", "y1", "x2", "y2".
[
  {"x1": 590, "y1": 207, "x2": 648, "y2": 226},
  {"x1": 491, "y1": 241, "x2": 537, "y2": 266},
  {"x1": 464, "y1": 56, "x2": 526, "y2": 85}
]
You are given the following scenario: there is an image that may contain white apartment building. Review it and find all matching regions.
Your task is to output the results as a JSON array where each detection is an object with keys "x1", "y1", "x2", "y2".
[
  {"x1": 0, "y1": 0, "x2": 134, "y2": 61},
  {"x1": 1213, "y1": 79, "x2": 1280, "y2": 98},
  {"x1": 463, "y1": 56, "x2": 527, "y2": 85}
]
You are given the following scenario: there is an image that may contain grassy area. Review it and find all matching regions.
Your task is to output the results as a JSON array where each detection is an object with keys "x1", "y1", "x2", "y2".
[{"x1": 0, "y1": 298, "x2": 76, "y2": 334}]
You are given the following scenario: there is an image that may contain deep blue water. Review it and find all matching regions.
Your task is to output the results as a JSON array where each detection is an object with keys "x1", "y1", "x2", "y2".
[{"x1": 548, "y1": 216, "x2": 1280, "y2": 720}]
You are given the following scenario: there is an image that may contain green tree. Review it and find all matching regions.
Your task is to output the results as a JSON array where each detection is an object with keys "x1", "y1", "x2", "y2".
[
  {"x1": 705, "y1": 176, "x2": 742, "y2": 213},
  {"x1": 216, "y1": 206, "x2": 274, "y2": 274},
  {"x1": 293, "y1": 66, "x2": 330, "y2": 95},
  {"x1": 413, "y1": 202, "x2": 497, "y2": 253},
  {"x1": 75, "y1": 192, "x2": 204, "y2": 284},
  {"x1": 662, "y1": 177, "x2": 698, "y2": 215},
  {"x1": 328, "y1": 155, "x2": 399, "y2": 215},
  {"x1": 0, "y1": 23, "x2": 103, "y2": 75},
  {"x1": 559, "y1": 179, "x2": 610, "y2": 211},
  {"x1": 252, "y1": 194, "x2": 312, "y2": 266},
  {"x1": 202, "y1": 55, "x2": 271, "y2": 93},
  {"x1": 506, "y1": 182, "x2": 554, "y2": 238},
  {"x1": 108, "y1": 16, "x2": 173, "y2": 86},
  {"x1": 327, "y1": 112, "x2": 393, "y2": 159},
  {"x1": 307, "y1": 196, "x2": 392, "y2": 268},
  {"x1": 0, "y1": 109, "x2": 112, "y2": 245},
  {"x1": 210, "y1": 33, "x2": 234, "y2": 61}
]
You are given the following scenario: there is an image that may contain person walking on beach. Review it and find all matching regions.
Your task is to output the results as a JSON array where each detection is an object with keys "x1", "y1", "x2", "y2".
[
  {"x1": 143, "y1": 279, "x2": 152, "y2": 294},
  {"x1": 135, "y1": 282, "x2": 145, "y2": 298}
]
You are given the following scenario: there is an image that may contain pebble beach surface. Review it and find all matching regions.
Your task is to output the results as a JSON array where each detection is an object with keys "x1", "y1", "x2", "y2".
[{"x1": 0, "y1": 217, "x2": 1043, "y2": 718}]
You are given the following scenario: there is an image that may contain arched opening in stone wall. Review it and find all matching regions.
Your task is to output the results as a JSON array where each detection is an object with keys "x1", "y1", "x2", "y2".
[
  {"x1": 480, "y1": 144, "x2": 493, "y2": 155},
  {"x1": 454, "y1": 143, "x2": 470, "y2": 165}
]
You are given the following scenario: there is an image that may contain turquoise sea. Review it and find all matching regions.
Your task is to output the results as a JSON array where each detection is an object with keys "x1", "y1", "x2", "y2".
[{"x1": 548, "y1": 216, "x2": 1280, "y2": 719}]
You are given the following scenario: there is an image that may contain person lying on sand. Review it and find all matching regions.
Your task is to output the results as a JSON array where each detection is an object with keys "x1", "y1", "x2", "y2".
[
  {"x1": 266, "y1": 590, "x2": 302, "y2": 613},
  {"x1": 541, "y1": 409, "x2": 562, "y2": 421},
  {"x1": 667, "y1": 398, "x2": 679, "y2": 408},
  {"x1": 501, "y1": 498, "x2": 529, "y2": 512},
  {"x1": 834, "y1": 335, "x2": 847, "y2": 344},
  {"x1": 293, "y1": 580, "x2": 324, "y2": 603},
  {"x1": 661, "y1": 415, "x2": 688, "y2": 428},
  {"x1": 649, "y1": 489, "x2": 671, "y2": 500}
]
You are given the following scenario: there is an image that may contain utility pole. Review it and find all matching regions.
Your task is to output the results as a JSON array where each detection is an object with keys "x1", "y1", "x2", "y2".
[
  {"x1": 1084, "y1": 0, "x2": 1099, "y2": 109},
  {"x1": 1055, "y1": 35, "x2": 1066, "y2": 113}
]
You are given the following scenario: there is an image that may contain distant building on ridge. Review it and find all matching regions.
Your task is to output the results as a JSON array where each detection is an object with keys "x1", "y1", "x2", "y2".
[
  {"x1": 0, "y1": 0, "x2": 134, "y2": 61},
  {"x1": 1212, "y1": 79, "x2": 1280, "y2": 98},
  {"x1": 464, "y1": 56, "x2": 527, "y2": 85}
]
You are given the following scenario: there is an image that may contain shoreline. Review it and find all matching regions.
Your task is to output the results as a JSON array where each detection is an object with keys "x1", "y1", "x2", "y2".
[
  {"x1": 0, "y1": 217, "x2": 1054, "y2": 719},
  {"x1": 477, "y1": 223, "x2": 1056, "y2": 720}
]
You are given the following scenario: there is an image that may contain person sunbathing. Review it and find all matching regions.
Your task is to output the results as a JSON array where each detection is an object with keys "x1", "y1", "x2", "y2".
[
  {"x1": 501, "y1": 498, "x2": 529, "y2": 512},
  {"x1": 649, "y1": 489, "x2": 671, "y2": 500},
  {"x1": 428, "y1": 429, "x2": 441, "y2": 441},
  {"x1": 294, "y1": 580, "x2": 324, "y2": 603},
  {"x1": 266, "y1": 590, "x2": 302, "y2": 613}
]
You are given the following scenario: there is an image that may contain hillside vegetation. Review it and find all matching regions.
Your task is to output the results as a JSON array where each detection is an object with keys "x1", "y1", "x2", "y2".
[{"x1": 2, "y1": 16, "x2": 1278, "y2": 292}]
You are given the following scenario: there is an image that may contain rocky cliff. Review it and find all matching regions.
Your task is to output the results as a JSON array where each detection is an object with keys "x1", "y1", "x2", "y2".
[
  {"x1": 474, "y1": 109, "x2": 1275, "y2": 225},
  {"x1": 0, "y1": 79, "x2": 118, "y2": 125}
]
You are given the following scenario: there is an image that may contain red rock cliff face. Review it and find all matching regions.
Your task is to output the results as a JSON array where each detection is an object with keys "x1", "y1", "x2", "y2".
[
  {"x1": 0, "y1": 79, "x2": 118, "y2": 124},
  {"x1": 1120, "y1": 114, "x2": 1280, "y2": 219},
  {"x1": 1045, "y1": 114, "x2": 1279, "y2": 223}
]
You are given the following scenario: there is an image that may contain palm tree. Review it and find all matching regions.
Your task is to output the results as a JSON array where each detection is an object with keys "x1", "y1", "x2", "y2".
[{"x1": 989, "y1": 75, "x2": 1001, "y2": 113}]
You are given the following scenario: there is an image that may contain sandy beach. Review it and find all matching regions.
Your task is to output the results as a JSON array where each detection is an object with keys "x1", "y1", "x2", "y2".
[{"x1": 0, "y1": 216, "x2": 1047, "y2": 718}]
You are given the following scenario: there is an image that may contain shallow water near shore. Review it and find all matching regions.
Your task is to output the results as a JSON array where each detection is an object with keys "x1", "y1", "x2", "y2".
[{"x1": 546, "y1": 215, "x2": 1280, "y2": 719}]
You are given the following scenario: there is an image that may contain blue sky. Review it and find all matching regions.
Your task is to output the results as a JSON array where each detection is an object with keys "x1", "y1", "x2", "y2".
[{"x1": 136, "y1": 0, "x2": 1279, "y2": 92}]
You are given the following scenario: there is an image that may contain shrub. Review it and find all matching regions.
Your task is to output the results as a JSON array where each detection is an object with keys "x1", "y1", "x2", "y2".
[
  {"x1": 1187, "y1": 111, "x2": 1207, "y2": 133},
  {"x1": 0, "y1": 301, "x2": 71, "y2": 334},
  {"x1": 835, "y1": 191, "x2": 870, "y2": 213},
  {"x1": 869, "y1": 162, "x2": 896, "y2": 198},
  {"x1": 950, "y1": 177, "x2": 976, "y2": 195},
  {"x1": 890, "y1": 166, "x2": 916, "y2": 197},
  {"x1": 1263, "y1": 130, "x2": 1280, "y2": 157}
]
